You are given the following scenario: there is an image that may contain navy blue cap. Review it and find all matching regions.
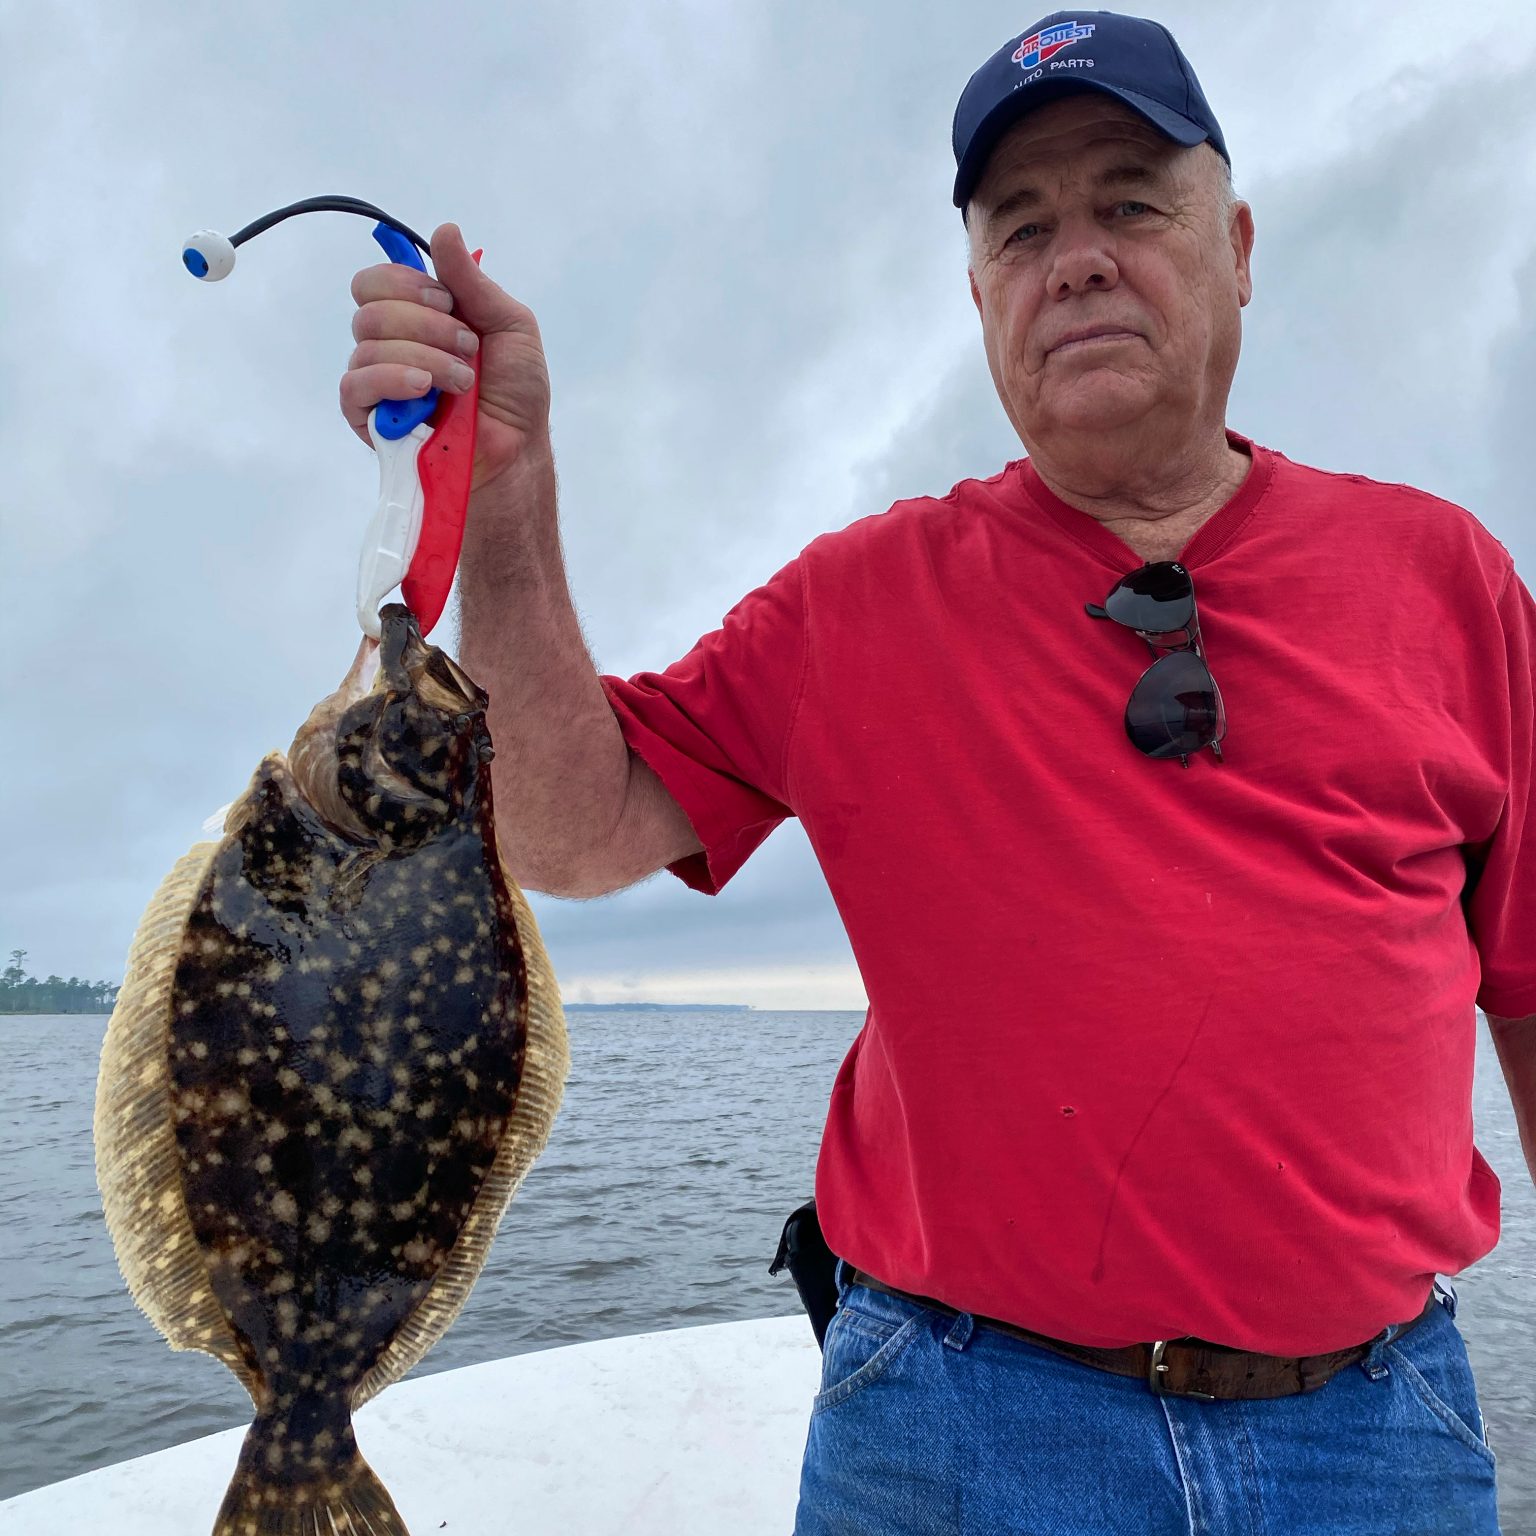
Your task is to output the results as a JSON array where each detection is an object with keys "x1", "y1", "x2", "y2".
[{"x1": 952, "y1": 12, "x2": 1228, "y2": 209}]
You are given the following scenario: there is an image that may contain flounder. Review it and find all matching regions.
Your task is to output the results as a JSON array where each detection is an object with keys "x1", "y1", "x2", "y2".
[{"x1": 94, "y1": 605, "x2": 568, "y2": 1535}]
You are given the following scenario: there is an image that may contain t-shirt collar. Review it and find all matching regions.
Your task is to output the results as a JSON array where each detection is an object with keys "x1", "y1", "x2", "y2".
[{"x1": 1013, "y1": 429, "x2": 1274, "y2": 571}]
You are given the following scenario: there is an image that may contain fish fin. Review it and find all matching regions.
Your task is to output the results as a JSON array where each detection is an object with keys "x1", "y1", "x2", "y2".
[
  {"x1": 213, "y1": 1417, "x2": 410, "y2": 1536},
  {"x1": 353, "y1": 865, "x2": 570, "y2": 1408},
  {"x1": 93, "y1": 838, "x2": 262, "y2": 1401}
]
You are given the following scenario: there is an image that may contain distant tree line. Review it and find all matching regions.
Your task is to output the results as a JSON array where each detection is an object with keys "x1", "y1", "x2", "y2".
[{"x1": 1, "y1": 950, "x2": 119, "y2": 1014}]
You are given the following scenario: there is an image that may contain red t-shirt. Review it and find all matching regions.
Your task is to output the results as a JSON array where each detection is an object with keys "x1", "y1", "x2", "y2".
[{"x1": 600, "y1": 433, "x2": 1536, "y2": 1354}]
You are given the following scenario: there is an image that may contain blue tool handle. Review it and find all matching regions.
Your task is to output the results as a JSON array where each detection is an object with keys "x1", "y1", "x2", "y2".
[{"x1": 371, "y1": 221, "x2": 439, "y2": 440}]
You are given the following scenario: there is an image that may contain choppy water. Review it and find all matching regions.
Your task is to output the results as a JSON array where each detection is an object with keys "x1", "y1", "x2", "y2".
[{"x1": 3, "y1": 1010, "x2": 1532, "y2": 1527}]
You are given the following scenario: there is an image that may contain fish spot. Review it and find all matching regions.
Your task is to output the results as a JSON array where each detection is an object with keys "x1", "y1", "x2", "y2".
[
  {"x1": 270, "y1": 1190, "x2": 299, "y2": 1222},
  {"x1": 254, "y1": 1153, "x2": 273, "y2": 1174},
  {"x1": 190, "y1": 1041, "x2": 209, "y2": 1060},
  {"x1": 350, "y1": 1199, "x2": 376, "y2": 1222},
  {"x1": 306, "y1": 1215, "x2": 331, "y2": 1242}
]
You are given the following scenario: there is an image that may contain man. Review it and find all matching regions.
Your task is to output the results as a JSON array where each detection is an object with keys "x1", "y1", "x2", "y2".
[{"x1": 341, "y1": 12, "x2": 1533, "y2": 1532}]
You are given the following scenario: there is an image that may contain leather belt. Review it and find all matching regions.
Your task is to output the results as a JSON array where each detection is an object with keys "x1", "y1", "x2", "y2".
[{"x1": 844, "y1": 1268, "x2": 1437, "y2": 1401}]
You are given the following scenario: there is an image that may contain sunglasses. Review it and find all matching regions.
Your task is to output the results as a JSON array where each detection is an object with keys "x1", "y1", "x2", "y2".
[{"x1": 1085, "y1": 562, "x2": 1226, "y2": 767}]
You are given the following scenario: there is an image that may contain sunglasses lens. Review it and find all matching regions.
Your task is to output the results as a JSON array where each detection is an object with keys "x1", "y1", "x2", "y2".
[
  {"x1": 1105, "y1": 562, "x2": 1195, "y2": 634},
  {"x1": 1125, "y1": 651, "x2": 1224, "y2": 758}
]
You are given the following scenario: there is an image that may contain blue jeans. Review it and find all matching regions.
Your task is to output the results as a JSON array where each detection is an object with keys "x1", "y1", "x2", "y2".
[{"x1": 796, "y1": 1264, "x2": 1499, "y2": 1534}]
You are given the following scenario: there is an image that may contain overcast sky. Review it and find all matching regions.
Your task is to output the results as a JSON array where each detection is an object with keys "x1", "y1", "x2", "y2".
[{"x1": 4, "y1": 2, "x2": 1534, "y2": 1008}]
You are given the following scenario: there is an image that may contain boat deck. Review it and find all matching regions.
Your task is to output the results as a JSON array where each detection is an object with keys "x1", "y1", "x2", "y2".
[{"x1": 1, "y1": 1316, "x2": 820, "y2": 1533}]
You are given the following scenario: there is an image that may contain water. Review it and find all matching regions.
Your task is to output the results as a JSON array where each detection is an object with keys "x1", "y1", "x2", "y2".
[{"x1": 3, "y1": 1011, "x2": 1533, "y2": 1527}]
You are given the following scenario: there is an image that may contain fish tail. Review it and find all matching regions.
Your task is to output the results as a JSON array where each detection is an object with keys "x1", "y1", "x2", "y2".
[{"x1": 212, "y1": 1409, "x2": 411, "y2": 1536}]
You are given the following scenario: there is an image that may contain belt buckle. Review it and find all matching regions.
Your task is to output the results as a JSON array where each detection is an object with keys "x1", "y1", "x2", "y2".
[{"x1": 1148, "y1": 1340, "x2": 1218, "y2": 1401}]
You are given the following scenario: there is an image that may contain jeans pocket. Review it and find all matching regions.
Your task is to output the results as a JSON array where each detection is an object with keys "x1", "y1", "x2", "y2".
[
  {"x1": 1386, "y1": 1329, "x2": 1497, "y2": 1468},
  {"x1": 811, "y1": 1307, "x2": 926, "y2": 1416}
]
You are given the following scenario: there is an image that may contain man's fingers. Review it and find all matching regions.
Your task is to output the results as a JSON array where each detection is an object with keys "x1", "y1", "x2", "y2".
[
  {"x1": 339, "y1": 351, "x2": 472, "y2": 435},
  {"x1": 428, "y1": 223, "x2": 536, "y2": 337},
  {"x1": 347, "y1": 338, "x2": 477, "y2": 392},
  {"x1": 352, "y1": 298, "x2": 480, "y2": 358},
  {"x1": 350, "y1": 261, "x2": 456, "y2": 311}
]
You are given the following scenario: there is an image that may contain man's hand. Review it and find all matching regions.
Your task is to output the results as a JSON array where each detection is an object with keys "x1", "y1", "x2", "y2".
[{"x1": 341, "y1": 222, "x2": 551, "y2": 492}]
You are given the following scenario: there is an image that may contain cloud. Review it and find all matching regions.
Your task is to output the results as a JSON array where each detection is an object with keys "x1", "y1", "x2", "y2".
[{"x1": 4, "y1": 0, "x2": 1534, "y2": 1004}]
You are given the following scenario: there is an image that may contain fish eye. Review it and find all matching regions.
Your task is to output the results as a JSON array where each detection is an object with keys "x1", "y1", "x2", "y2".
[{"x1": 182, "y1": 231, "x2": 237, "y2": 282}]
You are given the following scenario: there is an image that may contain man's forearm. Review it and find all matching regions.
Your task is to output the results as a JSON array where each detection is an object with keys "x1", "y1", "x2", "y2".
[
  {"x1": 457, "y1": 440, "x2": 633, "y2": 894},
  {"x1": 1488, "y1": 1012, "x2": 1536, "y2": 1188}
]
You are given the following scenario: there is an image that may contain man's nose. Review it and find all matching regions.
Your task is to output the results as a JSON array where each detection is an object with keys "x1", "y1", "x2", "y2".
[{"x1": 1046, "y1": 219, "x2": 1120, "y2": 296}]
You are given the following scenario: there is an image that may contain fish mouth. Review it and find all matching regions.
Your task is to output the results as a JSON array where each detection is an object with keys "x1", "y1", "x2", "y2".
[
  {"x1": 288, "y1": 606, "x2": 489, "y2": 845},
  {"x1": 375, "y1": 603, "x2": 482, "y2": 713}
]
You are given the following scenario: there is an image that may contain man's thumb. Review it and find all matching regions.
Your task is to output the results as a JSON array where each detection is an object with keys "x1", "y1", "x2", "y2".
[{"x1": 430, "y1": 222, "x2": 519, "y2": 333}]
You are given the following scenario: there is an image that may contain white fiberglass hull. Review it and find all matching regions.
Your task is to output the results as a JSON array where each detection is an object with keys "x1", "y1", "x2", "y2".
[{"x1": 1, "y1": 1316, "x2": 820, "y2": 1534}]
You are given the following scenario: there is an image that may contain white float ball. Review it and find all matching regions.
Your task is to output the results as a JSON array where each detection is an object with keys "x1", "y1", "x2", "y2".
[{"x1": 182, "y1": 230, "x2": 236, "y2": 281}]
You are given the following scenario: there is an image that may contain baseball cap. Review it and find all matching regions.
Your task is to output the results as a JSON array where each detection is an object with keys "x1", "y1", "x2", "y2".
[{"x1": 952, "y1": 12, "x2": 1228, "y2": 209}]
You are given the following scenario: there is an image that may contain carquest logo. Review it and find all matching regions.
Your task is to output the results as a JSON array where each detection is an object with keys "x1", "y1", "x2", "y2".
[{"x1": 1013, "y1": 20, "x2": 1095, "y2": 69}]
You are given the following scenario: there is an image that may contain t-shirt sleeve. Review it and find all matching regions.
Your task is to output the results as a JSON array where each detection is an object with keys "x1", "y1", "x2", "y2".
[
  {"x1": 599, "y1": 557, "x2": 808, "y2": 896},
  {"x1": 1468, "y1": 567, "x2": 1536, "y2": 1019}
]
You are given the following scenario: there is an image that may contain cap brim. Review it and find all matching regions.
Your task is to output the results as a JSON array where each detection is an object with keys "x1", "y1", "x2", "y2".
[{"x1": 953, "y1": 79, "x2": 1212, "y2": 209}]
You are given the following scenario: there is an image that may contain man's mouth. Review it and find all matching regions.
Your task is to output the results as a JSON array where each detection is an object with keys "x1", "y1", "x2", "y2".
[{"x1": 1048, "y1": 327, "x2": 1142, "y2": 356}]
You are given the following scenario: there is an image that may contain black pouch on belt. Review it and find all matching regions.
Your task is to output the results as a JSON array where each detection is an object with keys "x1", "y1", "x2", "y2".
[{"x1": 769, "y1": 1198, "x2": 841, "y2": 1350}]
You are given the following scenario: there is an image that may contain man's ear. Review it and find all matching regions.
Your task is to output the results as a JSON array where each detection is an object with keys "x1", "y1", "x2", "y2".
[{"x1": 1231, "y1": 202, "x2": 1255, "y2": 308}]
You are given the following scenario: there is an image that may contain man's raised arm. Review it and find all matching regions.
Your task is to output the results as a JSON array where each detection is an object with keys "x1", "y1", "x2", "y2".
[{"x1": 340, "y1": 223, "x2": 701, "y2": 897}]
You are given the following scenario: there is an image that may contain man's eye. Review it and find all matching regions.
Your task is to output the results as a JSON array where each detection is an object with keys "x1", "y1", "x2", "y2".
[
  {"x1": 1116, "y1": 201, "x2": 1151, "y2": 217},
  {"x1": 1009, "y1": 223, "x2": 1042, "y2": 244}
]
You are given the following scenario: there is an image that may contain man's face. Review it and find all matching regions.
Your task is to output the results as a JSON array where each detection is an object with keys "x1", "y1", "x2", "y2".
[{"x1": 966, "y1": 95, "x2": 1254, "y2": 452}]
